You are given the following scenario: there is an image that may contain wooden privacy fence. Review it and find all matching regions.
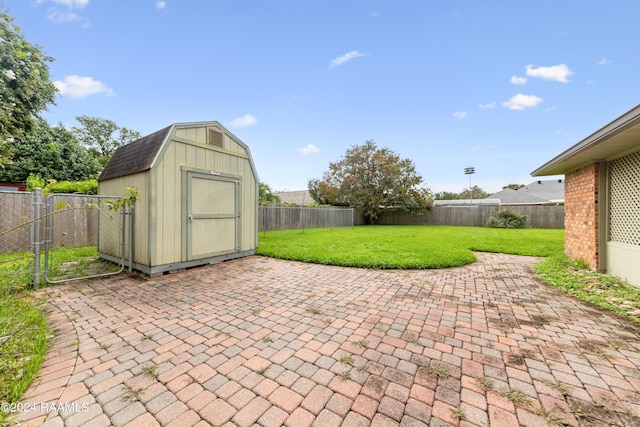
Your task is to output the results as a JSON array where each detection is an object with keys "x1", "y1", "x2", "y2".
[
  {"x1": 0, "y1": 191, "x2": 33, "y2": 253},
  {"x1": 0, "y1": 191, "x2": 101, "y2": 253},
  {"x1": 2, "y1": 192, "x2": 564, "y2": 255},
  {"x1": 259, "y1": 205, "x2": 357, "y2": 231},
  {"x1": 377, "y1": 205, "x2": 564, "y2": 228}
]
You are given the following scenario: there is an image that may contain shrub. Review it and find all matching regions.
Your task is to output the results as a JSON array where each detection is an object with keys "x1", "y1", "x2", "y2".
[
  {"x1": 26, "y1": 175, "x2": 98, "y2": 194},
  {"x1": 486, "y1": 209, "x2": 527, "y2": 228},
  {"x1": 44, "y1": 179, "x2": 98, "y2": 194},
  {"x1": 26, "y1": 174, "x2": 45, "y2": 191}
]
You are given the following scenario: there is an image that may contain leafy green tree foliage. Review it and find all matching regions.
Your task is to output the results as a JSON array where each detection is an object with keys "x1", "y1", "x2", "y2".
[
  {"x1": 0, "y1": 118, "x2": 100, "y2": 182},
  {"x1": 259, "y1": 182, "x2": 281, "y2": 204},
  {"x1": 307, "y1": 178, "x2": 335, "y2": 205},
  {"x1": 309, "y1": 140, "x2": 431, "y2": 224},
  {"x1": 459, "y1": 185, "x2": 490, "y2": 200},
  {"x1": 434, "y1": 191, "x2": 460, "y2": 200},
  {"x1": 0, "y1": 6, "x2": 57, "y2": 166},
  {"x1": 72, "y1": 116, "x2": 141, "y2": 167},
  {"x1": 503, "y1": 183, "x2": 525, "y2": 190}
]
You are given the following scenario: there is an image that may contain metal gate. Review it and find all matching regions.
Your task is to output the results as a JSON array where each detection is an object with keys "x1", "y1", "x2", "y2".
[{"x1": 39, "y1": 192, "x2": 127, "y2": 284}]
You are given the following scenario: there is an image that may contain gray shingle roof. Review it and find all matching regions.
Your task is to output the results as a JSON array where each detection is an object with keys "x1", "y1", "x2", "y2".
[
  {"x1": 490, "y1": 179, "x2": 564, "y2": 204},
  {"x1": 98, "y1": 125, "x2": 172, "y2": 182}
]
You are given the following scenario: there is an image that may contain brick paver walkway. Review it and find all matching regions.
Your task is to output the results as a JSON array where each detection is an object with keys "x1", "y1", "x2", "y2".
[{"x1": 14, "y1": 254, "x2": 640, "y2": 426}]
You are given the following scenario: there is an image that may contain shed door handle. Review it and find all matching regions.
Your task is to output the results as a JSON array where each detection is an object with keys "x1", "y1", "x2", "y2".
[{"x1": 188, "y1": 214, "x2": 193, "y2": 221}]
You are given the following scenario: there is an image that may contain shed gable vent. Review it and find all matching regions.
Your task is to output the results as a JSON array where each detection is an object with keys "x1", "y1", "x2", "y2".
[{"x1": 208, "y1": 128, "x2": 223, "y2": 147}]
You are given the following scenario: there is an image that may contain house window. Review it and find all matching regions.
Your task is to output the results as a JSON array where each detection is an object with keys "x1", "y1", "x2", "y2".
[{"x1": 609, "y1": 151, "x2": 640, "y2": 246}]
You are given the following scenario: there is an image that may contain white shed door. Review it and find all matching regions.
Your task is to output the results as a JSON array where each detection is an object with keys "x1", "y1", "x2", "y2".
[{"x1": 186, "y1": 172, "x2": 240, "y2": 261}]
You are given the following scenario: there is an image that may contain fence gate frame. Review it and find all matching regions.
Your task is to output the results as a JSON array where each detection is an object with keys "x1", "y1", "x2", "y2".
[{"x1": 31, "y1": 189, "x2": 132, "y2": 285}]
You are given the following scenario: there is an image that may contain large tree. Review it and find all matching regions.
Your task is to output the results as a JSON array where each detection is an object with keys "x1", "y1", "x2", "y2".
[
  {"x1": 72, "y1": 116, "x2": 141, "y2": 167},
  {"x1": 459, "y1": 185, "x2": 490, "y2": 200},
  {"x1": 0, "y1": 117, "x2": 100, "y2": 182},
  {"x1": 0, "y1": 5, "x2": 57, "y2": 166},
  {"x1": 434, "y1": 191, "x2": 461, "y2": 200},
  {"x1": 309, "y1": 140, "x2": 431, "y2": 223}
]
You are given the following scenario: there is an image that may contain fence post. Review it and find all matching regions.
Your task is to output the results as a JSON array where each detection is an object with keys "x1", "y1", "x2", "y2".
[
  {"x1": 127, "y1": 205, "x2": 133, "y2": 272},
  {"x1": 32, "y1": 188, "x2": 42, "y2": 285}
]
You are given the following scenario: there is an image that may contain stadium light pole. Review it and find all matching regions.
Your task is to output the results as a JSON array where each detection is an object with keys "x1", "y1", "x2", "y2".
[{"x1": 464, "y1": 167, "x2": 476, "y2": 226}]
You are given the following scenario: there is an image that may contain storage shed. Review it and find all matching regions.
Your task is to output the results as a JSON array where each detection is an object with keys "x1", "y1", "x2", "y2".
[{"x1": 97, "y1": 121, "x2": 259, "y2": 275}]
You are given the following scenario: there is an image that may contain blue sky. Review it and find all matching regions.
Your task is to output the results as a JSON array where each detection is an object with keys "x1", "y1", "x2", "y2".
[{"x1": 7, "y1": 0, "x2": 640, "y2": 194}]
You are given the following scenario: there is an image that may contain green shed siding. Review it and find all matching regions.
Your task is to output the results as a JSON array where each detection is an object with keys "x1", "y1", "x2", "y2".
[{"x1": 98, "y1": 121, "x2": 258, "y2": 275}]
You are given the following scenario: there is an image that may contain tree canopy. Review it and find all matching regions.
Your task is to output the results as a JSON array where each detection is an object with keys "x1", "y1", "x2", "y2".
[
  {"x1": 0, "y1": 6, "x2": 57, "y2": 166},
  {"x1": 433, "y1": 191, "x2": 461, "y2": 200},
  {"x1": 308, "y1": 140, "x2": 431, "y2": 223},
  {"x1": 0, "y1": 117, "x2": 100, "y2": 182},
  {"x1": 72, "y1": 116, "x2": 141, "y2": 167},
  {"x1": 259, "y1": 182, "x2": 282, "y2": 204},
  {"x1": 459, "y1": 185, "x2": 491, "y2": 200}
]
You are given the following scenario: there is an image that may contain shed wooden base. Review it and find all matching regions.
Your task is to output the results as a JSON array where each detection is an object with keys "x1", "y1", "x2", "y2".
[{"x1": 99, "y1": 250, "x2": 256, "y2": 276}]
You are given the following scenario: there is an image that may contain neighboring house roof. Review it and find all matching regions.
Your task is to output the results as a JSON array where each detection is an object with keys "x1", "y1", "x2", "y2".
[
  {"x1": 0, "y1": 182, "x2": 27, "y2": 192},
  {"x1": 490, "y1": 179, "x2": 565, "y2": 204},
  {"x1": 275, "y1": 190, "x2": 312, "y2": 205},
  {"x1": 433, "y1": 198, "x2": 501, "y2": 207},
  {"x1": 532, "y1": 104, "x2": 640, "y2": 176},
  {"x1": 98, "y1": 125, "x2": 172, "y2": 182}
]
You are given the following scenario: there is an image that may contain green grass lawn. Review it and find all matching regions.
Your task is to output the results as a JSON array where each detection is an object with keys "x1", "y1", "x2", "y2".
[
  {"x1": 257, "y1": 225, "x2": 564, "y2": 269},
  {"x1": 0, "y1": 245, "x2": 116, "y2": 424},
  {"x1": 0, "y1": 251, "x2": 49, "y2": 424}
]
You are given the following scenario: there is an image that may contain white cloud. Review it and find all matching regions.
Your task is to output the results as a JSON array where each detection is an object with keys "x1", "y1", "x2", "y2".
[
  {"x1": 155, "y1": 1, "x2": 166, "y2": 9},
  {"x1": 230, "y1": 114, "x2": 257, "y2": 128},
  {"x1": 297, "y1": 144, "x2": 320, "y2": 155},
  {"x1": 478, "y1": 102, "x2": 496, "y2": 109},
  {"x1": 39, "y1": 0, "x2": 90, "y2": 26},
  {"x1": 510, "y1": 75, "x2": 527, "y2": 85},
  {"x1": 597, "y1": 58, "x2": 611, "y2": 66},
  {"x1": 47, "y1": 11, "x2": 82, "y2": 24},
  {"x1": 525, "y1": 64, "x2": 574, "y2": 83},
  {"x1": 502, "y1": 94, "x2": 543, "y2": 110},
  {"x1": 453, "y1": 111, "x2": 467, "y2": 119},
  {"x1": 54, "y1": 75, "x2": 114, "y2": 98},
  {"x1": 51, "y1": 0, "x2": 89, "y2": 8},
  {"x1": 328, "y1": 50, "x2": 366, "y2": 70},
  {"x1": 470, "y1": 146, "x2": 481, "y2": 152}
]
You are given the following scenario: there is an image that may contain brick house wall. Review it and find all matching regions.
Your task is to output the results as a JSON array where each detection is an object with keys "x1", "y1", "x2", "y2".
[{"x1": 564, "y1": 163, "x2": 599, "y2": 269}]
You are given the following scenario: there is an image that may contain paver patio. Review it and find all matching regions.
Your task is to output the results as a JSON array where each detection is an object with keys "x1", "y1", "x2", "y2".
[{"x1": 14, "y1": 253, "x2": 640, "y2": 426}]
